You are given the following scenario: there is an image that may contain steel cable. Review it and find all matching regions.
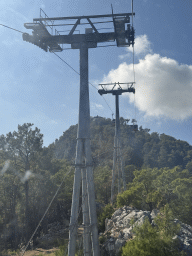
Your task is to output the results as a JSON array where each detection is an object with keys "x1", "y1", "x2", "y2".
[
  {"x1": 0, "y1": 22, "x2": 115, "y2": 117},
  {"x1": 53, "y1": 52, "x2": 114, "y2": 116},
  {"x1": 0, "y1": 23, "x2": 24, "y2": 34},
  {"x1": 20, "y1": 167, "x2": 73, "y2": 256}
]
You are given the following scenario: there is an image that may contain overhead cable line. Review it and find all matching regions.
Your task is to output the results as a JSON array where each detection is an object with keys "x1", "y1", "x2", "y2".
[
  {"x1": 21, "y1": 167, "x2": 72, "y2": 256},
  {"x1": 131, "y1": 0, "x2": 137, "y2": 120},
  {"x1": 53, "y1": 52, "x2": 80, "y2": 76},
  {"x1": 0, "y1": 23, "x2": 24, "y2": 34},
  {"x1": 0, "y1": 22, "x2": 114, "y2": 117},
  {"x1": 100, "y1": 95, "x2": 114, "y2": 115},
  {"x1": 53, "y1": 52, "x2": 114, "y2": 116},
  {"x1": 53, "y1": 52, "x2": 98, "y2": 88},
  {"x1": 131, "y1": 0, "x2": 135, "y2": 84}
]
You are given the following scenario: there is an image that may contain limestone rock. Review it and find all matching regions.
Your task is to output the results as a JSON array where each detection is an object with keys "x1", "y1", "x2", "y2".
[{"x1": 101, "y1": 206, "x2": 192, "y2": 256}]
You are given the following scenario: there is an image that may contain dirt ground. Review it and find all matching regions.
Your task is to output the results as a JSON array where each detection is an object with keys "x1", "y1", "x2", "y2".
[
  {"x1": 0, "y1": 248, "x2": 58, "y2": 256},
  {"x1": 21, "y1": 248, "x2": 58, "y2": 256},
  {"x1": 1, "y1": 227, "x2": 84, "y2": 256}
]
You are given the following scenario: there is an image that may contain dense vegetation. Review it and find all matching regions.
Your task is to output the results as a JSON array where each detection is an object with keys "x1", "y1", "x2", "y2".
[
  {"x1": 0, "y1": 117, "x2": 192, "y2": 254},
  {"x1": 0, "y1": 123, "x2": 73, "y2": 251},
  {"x1": 117, "y1": 167, "x2": 192, "y2": 226},
  {"x1": 55, "y1": 116, "x2": 192, "y2": 170}
]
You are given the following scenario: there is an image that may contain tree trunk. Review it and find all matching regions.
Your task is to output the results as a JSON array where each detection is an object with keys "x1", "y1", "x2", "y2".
[{"x1": 25, "y1": 160, "x2": 30, "y2": 243}]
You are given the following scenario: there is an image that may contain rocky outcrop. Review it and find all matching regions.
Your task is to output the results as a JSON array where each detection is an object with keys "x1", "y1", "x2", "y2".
[
  {"x1": 175, "y1": 221, "x2": 192, "y2": 255},
  {"x1": 101, "y1": 206, "x2": 192, "y2": 256}
]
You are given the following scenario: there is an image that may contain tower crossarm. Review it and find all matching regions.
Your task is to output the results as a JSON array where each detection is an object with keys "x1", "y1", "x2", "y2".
[
  {"x1": 33, "y1": 13, "x2": 135, "y2": 22},
  {"x1": 98, "y1": 82, "x2": 135, "y2": 95},
  {"x1": 98, "y1": 88, "x2": 135, "y2": 95},
  {"x1": 23, "y1": 22, "x2": 63, "y2": 52},
  {"x1": 23, "y1": 12, "x2": 135, "y2": 51}
]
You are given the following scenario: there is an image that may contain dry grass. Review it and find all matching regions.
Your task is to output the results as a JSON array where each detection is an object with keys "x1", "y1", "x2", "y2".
[
  {"x1": 1, "y1": 227, "x2": 84, "y2": 256},
  {"x1": 0, "y1": 248, "x2": 59, "y2": 256},
  {"x1": 21, "y1": 248, "x2": 58, "y2": 256}
]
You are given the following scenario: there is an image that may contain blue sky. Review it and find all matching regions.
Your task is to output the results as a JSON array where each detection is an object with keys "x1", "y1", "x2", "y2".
[{"x1": 0, "y1": 0, "x2": 192, "y2": 146}]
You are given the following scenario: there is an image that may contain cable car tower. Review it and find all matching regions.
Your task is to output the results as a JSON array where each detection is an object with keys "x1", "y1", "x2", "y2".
[
  {"x1": 98, "y1": 82, "x2": 135, "y2": 203},
  {"x1": 23, "y1": 8, "x2": 135, "y2": 256}
]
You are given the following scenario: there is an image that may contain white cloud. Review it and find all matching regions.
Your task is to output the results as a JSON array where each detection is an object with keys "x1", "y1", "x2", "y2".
[
  {"x1": 119, "y1": 35, "x2": 152, "y2": 59},
  {"x1": 131, "y1": 34, "x2": 152, "y2": 55},
  {"x1": 102, "y1": 35, "x2": 192, "y2": 120},
  {"x1": 50, "y1": 120, "x2": 58, "y2": 125},
  {"x1": 91, "y1": 102, "x2": 104, "y2": 112}
]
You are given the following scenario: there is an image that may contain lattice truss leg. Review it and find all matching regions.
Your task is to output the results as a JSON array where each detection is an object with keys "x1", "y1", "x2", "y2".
[{"x1": 68, "y1": 44, "x2": 100, "y2": 256}]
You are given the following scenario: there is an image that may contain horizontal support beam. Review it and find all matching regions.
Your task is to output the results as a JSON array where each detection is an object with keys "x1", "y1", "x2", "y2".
[
  {"x1": 98, "y1": 88, "x2": 135, "y2": 95},
  {"x1": 41, "y1": 32, "x2": 116, "y2": 44},
  {"x1": 23, "y1": 14, "x2": 135, "y2": 50},
  {"x1": 99, "y1": 82, "x2": 135, "y2": 86},
  {"x1": 33, "y1": 12, "x2": 135, "y2": 22}
]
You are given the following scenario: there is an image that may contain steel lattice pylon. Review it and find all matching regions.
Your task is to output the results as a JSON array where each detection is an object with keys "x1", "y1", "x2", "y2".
[
  {"x1": 98, "y1": 82, "x2": 135, "y2": 203},
  {"x1": 23, "y1": 11, "x2": 135, "y2": 256}
]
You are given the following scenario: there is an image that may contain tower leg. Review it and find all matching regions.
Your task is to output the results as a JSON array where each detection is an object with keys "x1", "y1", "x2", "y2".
[
  {"x1": 68, "y1": 140, "x2": 83, "y2": 256},
  {"x1": 82, "y1": 167, "x2": 91, "y2": 256},
  {"x1": 118, "y1": 140, "x2": 126, "y2": 191},
  {"x1": 111, "y1": 94, "x2": 120, "y2": 203},
  {"x1": 68, "y1": 42, "x2": 100, "y2": 256},
  {"x1": 117, "y1": 138, "x2": 121, "y2": 194},
  {"x1": 111, "y1": 136, "x2": 117, "y2": 204},
  {"x1": 85, "y1": 139, "x2": 100, "y2": 256}
]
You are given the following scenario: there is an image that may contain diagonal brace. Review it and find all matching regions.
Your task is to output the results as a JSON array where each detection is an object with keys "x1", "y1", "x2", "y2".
[
  {"x1": 87, "y1": 18, "x2": 99, "y2": 33},
  {"x1": 69, "y1": 18, "x2": 80, "y2": 35}
]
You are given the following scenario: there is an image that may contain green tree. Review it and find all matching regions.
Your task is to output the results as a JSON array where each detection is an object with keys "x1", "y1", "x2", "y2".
[
  {"x1": 50, "y1": 160, "x2": 74, "y2": 223},
  {"x1": 117, "y1": 168, "x2": 161, "y2": 211},
  {"x1": 6, "y1": 123, "x2": 43, "y2": 242},
  {"x1": 170, "y1": 177, "x2": 192, "y2": 225},
  {"x1": 117, "y1": 166, "x2": 192, "y2": 226},
  {"x1": 94, "y1": 165, "x2": 111, "y2": 204},
  {"x1": 124, "y1": 165, "x2": 136, "y2": 185},
  {"x1": 0, "y1": 170, "x2": 22, "y2": 250},
  {"x1": 98, "y1": 204, "x2": 114, "y2": 232}
]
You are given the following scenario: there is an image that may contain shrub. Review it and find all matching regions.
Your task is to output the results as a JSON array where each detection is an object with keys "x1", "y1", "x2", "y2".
[{"x1": 98, "y1": 204, "x2": 114, "y2": 232}]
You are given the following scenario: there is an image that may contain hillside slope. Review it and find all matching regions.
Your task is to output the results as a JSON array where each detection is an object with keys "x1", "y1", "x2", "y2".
[{"x1": 54, "y1": 116, "x2": 192, "y2": 170}]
